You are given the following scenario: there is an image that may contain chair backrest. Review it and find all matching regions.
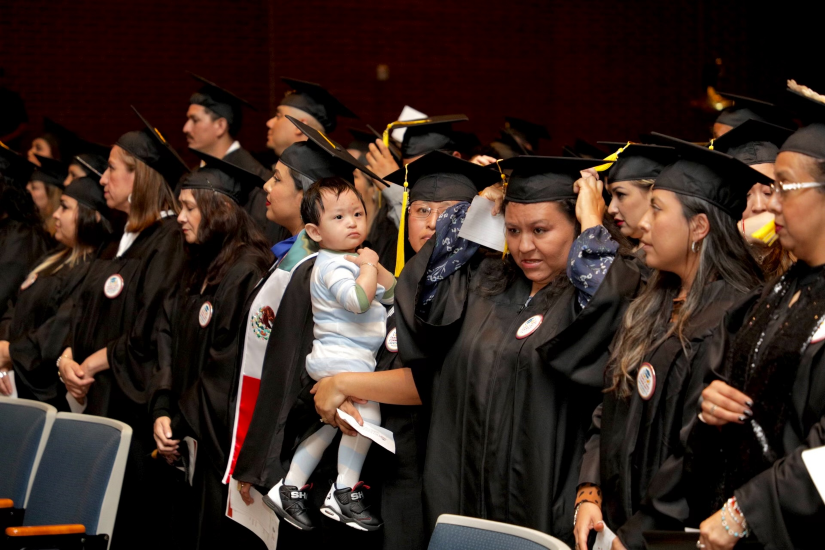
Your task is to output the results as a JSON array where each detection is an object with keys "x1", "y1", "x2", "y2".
[
  {"x1": 23, "y1": 413, "x2": 131, "y2": 545},
  {"x1": 0, "y1": 397, "x2": 56, "y2": 508},
  {"x1": 428, "y1": 514, "x2": 572, "y2": 550}
]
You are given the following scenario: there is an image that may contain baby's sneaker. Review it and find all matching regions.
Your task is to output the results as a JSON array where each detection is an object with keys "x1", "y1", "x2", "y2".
[
  {"x1": 320, "y1": 481, "x2": 383, "y2": 531},
  {"x1": 262, "y1": 478, "x2": 315, "y2": 531}
]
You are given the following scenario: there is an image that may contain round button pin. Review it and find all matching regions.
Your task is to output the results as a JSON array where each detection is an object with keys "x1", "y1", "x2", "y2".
[
  {"x1": 385, "y1": 328, "x2": 398, "y2": 353},
  {"x1": 637, "y1": 362, "x2": 656, "y2": 400},
  {"x1": 199, "y1": 301, "x2": 213, "y2": 328},
  {"x1": 516, "y1": 315, "x2": 544, "y2": 339},
  {"x1": 103, "y1": 274, "x2": 124, "y2": 299}
]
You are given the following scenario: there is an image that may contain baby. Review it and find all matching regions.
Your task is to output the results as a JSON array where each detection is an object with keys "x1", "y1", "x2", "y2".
[{"x1": 263, "y1": 177, "x2": 395, "y2": 532}]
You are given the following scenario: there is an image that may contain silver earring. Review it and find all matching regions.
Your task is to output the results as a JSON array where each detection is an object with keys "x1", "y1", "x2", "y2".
[
  {"x1": 691, "y1": 241, "x2": 700, "y2": 253},
  {"x1": 127, "y1": 193, "x2": 132, "y2": 204}
]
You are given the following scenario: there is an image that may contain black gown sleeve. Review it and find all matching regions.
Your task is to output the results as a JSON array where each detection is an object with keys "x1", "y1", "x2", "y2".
[
  {"x1": 579, "y1": 403, "x2": 603, "y2": 486},
  {"x1": 149, "y1": 289, "x2": 178, "y2": 420},
  {"x1": 106, "y1": 227, "x2": 185, "y2": 404},
  {"x1": 0, "y1": 224, "x2": 49, "y2": 319}
]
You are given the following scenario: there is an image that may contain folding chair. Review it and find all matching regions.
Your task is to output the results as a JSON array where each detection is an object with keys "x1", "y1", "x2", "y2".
[{"x1": 428, "y1": 514, "x2": 572, "y2": 550}]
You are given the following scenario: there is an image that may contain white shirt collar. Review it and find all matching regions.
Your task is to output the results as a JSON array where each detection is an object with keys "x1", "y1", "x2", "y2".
[{"x1": 198, "y1": 140, "x2": 241, "y2": 167}]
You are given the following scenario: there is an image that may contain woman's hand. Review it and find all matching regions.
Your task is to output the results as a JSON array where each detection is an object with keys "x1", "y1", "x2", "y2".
[
  {"x1": 479, "y1": 183, "x2": 506, "y2": 215},
  {"x1": 80, "y1": 347, "x2": 110, "y2": 377},
  {"x1": 470, "y1": 155, "x2": 497, "y2": 167},
  {"x1": 58, "y1": 348, "x2": 92, "y2": 400},
  {"x1": 0, "y1": 340, "x2": 11, "y2": 368},
  {"x1": 574, "y1": 502, "x2": 604, "y2": 550},
  {"x1": 0, "y1": 366, "x2": 13, "y2": 396},
  {"x1": 700, "y1": 380, "x2": 752, "y2": 426},
  {"x1": 153, "y1": 416, "x2": 180, "y2": 464},
  {"x1": 573, "y1": 171, "x2": 606, "y2": 231},
  {"x1": 237, "y1": 480, "x2": 254, "y2": 506},
  {"x1": 311, "y1": 376, "x2": 366, "y2": 436},
  {"x1": 698, "y1": 509, "x2": 739, "y2": 550},
  {"x1": 365, "y1": 140, "x2": 400, "y2": 180}
]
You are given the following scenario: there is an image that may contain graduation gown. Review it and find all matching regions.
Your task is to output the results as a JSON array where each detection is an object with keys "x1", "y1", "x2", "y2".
[
  {"x1": 0, "y1": 219, "x2": 49, "y2": 319},
  {"x1": 579, "y1": 280, "x2": 749, "y2": 550},
  {"x1": 684, "y1": 267, "x2": 825, "y2": 549},
  {"x1": 2, "y1": 254, "x2": 93, "y2": 405},
  {"x1": 151, "y1": 251, "x2": 268, "y2": 550},
  {"x1": 366, "y1": 200, "x2": 398, "y2": 271},
  {"x1": 394, "y1": 242, "x2": 642, "y2": 542},
  {"x1": 224, "y1": 147, "x2": 289, "y2": 245}
]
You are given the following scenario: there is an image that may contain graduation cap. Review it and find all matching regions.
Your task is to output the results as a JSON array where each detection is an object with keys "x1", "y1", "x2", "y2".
[
  {"x1": 184, "y1": 149, "x2": 264, "y2": 204},
  {"x1": 779, "y1": 80, "x2": 825, "y2": 161},
  {"x1": 452, "y1": 131, "x2": 482, "y2": 159},
  {"x1": 280, "y1": 115, "x2": 383, "y2": 188},
  {"x1": 73, "y1": 152, "x2": 109, "y2": 182},
  {"x1": 348, "y1": 127, "x2": 377, "y2": 154},
  {"x1": 504, "y1": 116, "x2": 551, "y2": 151},
  {"x1": 381, "y1": 115, "x2": 469, "y2": 159},
  {"x1": 31, "y1": 154, "x2": 68, "y2": 188},
  {"x1": 602, "y1": 144, "x2": 677, "y2": 182},
  {"x1": 116, "y1": 106, "x2": 191, "y2": 185},
  {"x1": 650, "y1": 132, "x2": 773, "y2": 217},
  {"x1": 498, "y1": 156, "x2": 606, "y2": 204},
  {"x1": 280, "y1": 77, "x2": 358, "y2": 133},
  {"x1": 189, "y1": 72, "x2": 256, "y2": 135},
  {"x1": 63, "y1": 176, "x2": 110, "y2": 218},
  {"x1": 0, "y1": 141, "x2": 35, "y2": 187},
  {"x1": 572, "y1": 139, "x2": 608, "y2": 159},
  {"x1": 715, "y1": 92, "x2": 794, "y2": 130},
  {"x1": 383, "y1": 150, "x2": 501, "y2": 276},
  {"x1": 711, "y1": 119, "x2": 793, "y2": 166}
]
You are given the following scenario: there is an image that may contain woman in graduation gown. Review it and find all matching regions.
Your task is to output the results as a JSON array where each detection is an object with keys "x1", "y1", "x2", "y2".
[
  {"x1": 27, "y1": 155, "x2": 66, "y2": 238},
  {"x1": 685, "y1": 84, "x2": 825, "y2": 550},
  {"x1": 0, "y1": 177, "x2": 112, "y2": 405},
  {"x1": 374, "y1": 153, "x2": 641, "y2": 543},
  {"x1": 573, "y1": 137, "x2": 767, "y2": 550},
  {"x1": 0, "y1": 156, "x2": 50, "y2": 319},
  {"x1": 57, "y1": 108, "x2": 188, "y2": 549},
  {"x1": 150, "y1": 151, "x2": 273, "y2": 550}
]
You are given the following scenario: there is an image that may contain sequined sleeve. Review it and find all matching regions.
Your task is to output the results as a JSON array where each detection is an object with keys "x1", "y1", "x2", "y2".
[{"x1": 567, "y1": 225, "x2": 619, "y2": 309}]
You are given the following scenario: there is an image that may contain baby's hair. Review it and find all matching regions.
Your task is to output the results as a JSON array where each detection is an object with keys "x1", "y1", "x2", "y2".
[{"x1": 300, "y1": 177, "x2": 366, "y2": 226}]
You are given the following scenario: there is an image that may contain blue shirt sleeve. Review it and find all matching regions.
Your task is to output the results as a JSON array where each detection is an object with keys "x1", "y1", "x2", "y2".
[{"x1": 566, "y1": 225, "x2": 619, "y2": 309}]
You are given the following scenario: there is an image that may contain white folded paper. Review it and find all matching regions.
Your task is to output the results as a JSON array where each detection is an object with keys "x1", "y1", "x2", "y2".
[
  {"x1": 391, "y1": 105, "x2": 427, "y2": 143},
  {"x1": 458, "y1": 196, "x2": 506, "y2": 252},
  {"x1": 593, "y1": 523, "x2": 617, "y2": 550},
  {"x1": 336, "y1": 408, "x2": 396, "y2": 454},
  {"x1": 802, "y1": 445, "x2": 825, "y2": 502}
]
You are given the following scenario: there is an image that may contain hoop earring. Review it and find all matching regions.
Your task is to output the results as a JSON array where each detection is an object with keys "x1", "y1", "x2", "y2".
[
  {"x1": 691, "y1": 241, "x2": 700, "y2": 253},
  {"x1": 127, "y1": 193, "x2": 132, "y2": 204}
]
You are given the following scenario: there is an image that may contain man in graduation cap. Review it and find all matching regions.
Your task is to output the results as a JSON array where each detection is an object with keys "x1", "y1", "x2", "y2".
[
  {"x1": 265, "y1": 78, "x2": 358, "y2": 157},
  {"x1": 186, "y1": 73, "x2": 290, "y2": 244}
]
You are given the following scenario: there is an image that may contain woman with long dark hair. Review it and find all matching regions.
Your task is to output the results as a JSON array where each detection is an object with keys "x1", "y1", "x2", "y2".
[
  {"x1": 0, "y1": 177, "x2": 111, "y2": 403},
  {"x1": 149, "y1": 152, "x2": 273, "y2": 549},
  {"x1": 574, "y1": 137, "x2": 767, "y2": 550}
]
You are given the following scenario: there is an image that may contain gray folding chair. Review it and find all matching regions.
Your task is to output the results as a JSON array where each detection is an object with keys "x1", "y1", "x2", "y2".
[
  {"x1": 3, "y1": 412, "x2": 131, "y2": 550},
  {"x1": 0, "y1": 397, "x2": 56, "y2": 527},
  {"x1": 428, "y1": 514, "x2": 572, "y2": 550}
]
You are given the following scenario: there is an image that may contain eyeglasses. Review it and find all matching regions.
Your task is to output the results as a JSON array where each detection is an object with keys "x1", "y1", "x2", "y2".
[
  {"x1": 770, "y1": 181, "x2": 825, "y2": 198},
  {"x1": 408, "y1": 204, "x2": 448, "y2": 219}
]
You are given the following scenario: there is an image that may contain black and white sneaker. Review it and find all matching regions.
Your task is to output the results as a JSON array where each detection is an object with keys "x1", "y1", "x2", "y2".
[
  {"x1": 320, "y1": 481, "x2": 383, "y2": 532},
  {"x1": 262, "y1": 479, "x2": 315, "y2": 531}
]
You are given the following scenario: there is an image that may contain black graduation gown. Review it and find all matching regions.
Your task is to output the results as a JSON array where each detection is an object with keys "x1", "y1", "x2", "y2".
[
  {"x1": 68, "y1": 217, "x2": 185, "y2": 550},
  {"x1": 152, "y1": 252, "x2": 268, "y2": 550},
  {"x1": 2, "y1": 255, "x2": 92, "y2": 406},
  {"x1": 0, "y1": 218, "x2": 49, "y2": 319},
  {"x1": 579, "y1": 280, "x2": 748, "y2": 550},
  {"x1": 366, "y1": 200, "x2": 398, "y2": 272},
  {"x1": 223, "y1": 147, "x2": 289, "y2": 245},
  {"x1": 394, "y1": 243, "x2": 642, "y2": 542},
  {"x1": 683, "y1": 273, "x2": 825, "y2": 549}
]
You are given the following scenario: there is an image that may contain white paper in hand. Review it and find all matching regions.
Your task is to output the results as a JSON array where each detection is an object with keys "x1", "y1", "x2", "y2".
[
  {"x1": 458, "y1": 196, "x2": 506, "y2": 252},
  {"x1": 391, "y1": 105, "x2": 427, "y2": 143},
  {"x1": 336, "y1": 408, "x2": 396, "y2": 454},
  {"x1": 593, "y1": 523, "x2": 617, "y2": 550},
  {"x1": 7, "y1": 371, "x2": 17, "y2": 399},
  {"x1": 802, "y1": 445, "x2": 825, "y2": 503}
]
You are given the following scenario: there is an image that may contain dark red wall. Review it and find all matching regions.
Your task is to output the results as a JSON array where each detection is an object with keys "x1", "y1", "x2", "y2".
[{"x1": 0, "y1": 0, "x2": 816, "y2": 162}]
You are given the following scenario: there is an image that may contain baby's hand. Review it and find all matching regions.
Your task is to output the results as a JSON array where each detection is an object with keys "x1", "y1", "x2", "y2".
[{"x1": 346, "y1": 247, "x2": 380, "y2": 268}]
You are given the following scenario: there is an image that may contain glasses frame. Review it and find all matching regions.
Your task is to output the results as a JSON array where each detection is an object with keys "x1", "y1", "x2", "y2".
[{"x1": 770, "y1": 181, "x2": 825, "y2": 197}]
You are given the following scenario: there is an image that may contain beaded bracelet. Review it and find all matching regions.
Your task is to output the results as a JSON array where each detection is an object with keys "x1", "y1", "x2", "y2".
[
  {"x1": 572, "y1": 500, "x2": 600, "y2": 528},
  {"x1": 721, "y1": 502, "x2": 748, "y2": 538}
]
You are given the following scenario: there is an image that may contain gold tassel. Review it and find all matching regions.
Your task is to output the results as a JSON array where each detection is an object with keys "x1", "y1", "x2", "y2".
[
  {"x1": 394, "y1": 164, "x2": 410, "y2": 277},
  {"x1": 593, "y1": 142, "x2": 629, "y2": 172},
  {"x1": 494, "y1": 159, "x2": 510, "y2": 259},
  {"x1": 708, "y1": 138, "x2": 715, "y2": 151}
]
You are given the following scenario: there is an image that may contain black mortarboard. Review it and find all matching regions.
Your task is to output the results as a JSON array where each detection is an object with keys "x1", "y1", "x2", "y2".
[
  {"x1": 116, "y1": 106, "x2": 191, "y2": 185},
  {"x1": 715, "y1": 92, "x2": 794, "y2": 129},
  {"x1": 452, "y1": 131, "x2": 482, "y2": 159},
  {"x1": 280, "y1": 115, "x2": 382, "y2": 188},
  {"x1": 779, "y1": 82, "x2": 825, "y2": 161},
  {"x1": 32, "y1": 155, "x2": 68, "y2": 188},
  {"x1": 383, "y1": 150, "x2": 500, "y2": 203},
  {"x1": 711, "y1": 119, "x2": 793, "y2": 166},
  {"x1": 499, "y1": 156, "x2": 605, "y2": 204},
  {"x1": 73, "y1": 152, "x2": 109, "y2": 182},
  {"x1": 0, "y1": 141, "x2": 35, "y2": 187},
  {"x1": 63, "y1": 176, "x2": 110, "y2": 217},
  {"x1": 280, "y1": 78, "x2": 358, "y2": 133},
  {"x1": 389, "y1": 115, "x2": 469, "y2": 159},
  {"x1": 572, "y1": 139, "x2": 608, "y2": 159},
  {"x1": 504, "y1": 116, "x2": 551, "y2": 151},
  {"x1": 651, "y1": 132, "x2": 773, "y2": 217},
  {"x1": 348, "y1": 128, "x2": 377, "y2": 154},
  {"x1": 189, "y1": 72, "x2": 256, "y2": 135},
  {"x1": 561, "y1": 145, "x2": 580, "y2": 158},
  {"x1": 184, "y1": 149, "x2": 264, "y2": 204},
  {"x1": 603, "y1": 144, "x2": 677, "y2": 182}
]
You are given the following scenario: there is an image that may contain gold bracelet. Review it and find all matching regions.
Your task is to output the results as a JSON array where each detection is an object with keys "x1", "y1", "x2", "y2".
[{"x1": 362, "y1": 262, "x2": 378, "y2": 271}]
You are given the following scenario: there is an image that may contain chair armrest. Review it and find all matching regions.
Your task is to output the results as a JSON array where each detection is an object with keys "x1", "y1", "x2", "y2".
[
  {"x1": 0, "y1": 499, "x2": 12, "y2": 508},
  {"x1": 5, "y1": 524, "x2": 86, "y2": 536}
]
